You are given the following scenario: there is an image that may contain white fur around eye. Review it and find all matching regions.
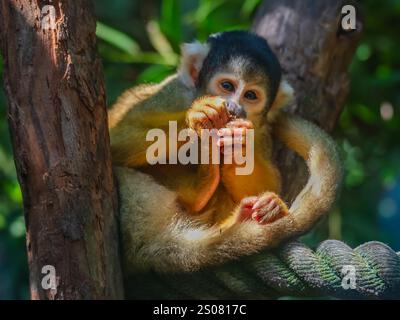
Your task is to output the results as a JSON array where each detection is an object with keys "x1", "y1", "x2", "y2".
[
  {"x1": 178, "y1": 41, "x2": 210, "y2": 88},
  {"x1": 279, "y1": 80, "x2": 294, "y2": 106}
]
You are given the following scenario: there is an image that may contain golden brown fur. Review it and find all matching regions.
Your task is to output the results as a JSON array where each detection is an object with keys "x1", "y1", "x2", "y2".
[{"x1": 109, "y1": 38, "x2": 342, "y2": 274}]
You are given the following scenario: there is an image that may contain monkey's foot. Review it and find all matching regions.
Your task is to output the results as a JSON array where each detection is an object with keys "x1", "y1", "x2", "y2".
[{"x1": 238, "y1": 193, "x2": 289, "y2": 224}]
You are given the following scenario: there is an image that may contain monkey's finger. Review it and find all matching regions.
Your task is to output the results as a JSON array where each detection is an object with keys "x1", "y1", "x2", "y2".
[
  {"x1": 259, "y1": 205, "x2": 281, "y2": 224},
  {"x1": 220, "y1": 144, "x2": 246, "y2": 159},
  {"x1": 253, "y1": 200, "x2": 278, "y2": 219},
  {"x1": 220, "y1": 108, "x2": 230, "y2": 126},
  {"x1": 253, "y1": 203, "x2": 278, "y2": 221},
  {"x1": 189, "y1": 111, "x2": 213, "y2": 131},
  {"x1": 252, "y1": 195, "x2": 274, "y2": 211},
  {"x1": 218, "y1": 128, "x2": 247, "y2": 139},
  {"x1": 217, "y1": 136, "x2": 243, "y2": 147},
  {"x1": 217, "y1": 128, "x2": 233, "y2": 137},
  {"x1": 265, "y1": 199, "x2": 278, "y2": 212},
  {"x1": 191, "y1": 97, "x2": 230, "y2": 126},
  {"x1": 191, "y1": 96, "x2": 225, "y2": 111},
  {"x1": 234, "y1": 128, "x2": 249, "y2": 142},
  {"x1": 240, "y1": 196, "x2": 259, "y2": 208},
  {"x1": 202, "y1": 106, "x2": 223, "y2": 129},
  {"x1": 237, "y1": 196, "x2": 259, "y2": 222},
  {"x1": 218, "y1": 128, "x2": 245, "y2": 135},
  {"x1": 206, "y1": 100, "x2": 230, "y2": 125},
  {"x1": 219, "y1": 143, "x2": 241, "y2": 155},
  {"x1": 226, "y1": 119, "x2": 254, "y2": 129},
  {"x1": 238, "y1": 207, "x2": 253, "y2": 222}
]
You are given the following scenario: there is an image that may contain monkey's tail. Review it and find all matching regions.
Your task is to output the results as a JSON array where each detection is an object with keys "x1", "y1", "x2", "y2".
[{"x1": 274, "y1": 113, "x2": 343, "y2": 234}]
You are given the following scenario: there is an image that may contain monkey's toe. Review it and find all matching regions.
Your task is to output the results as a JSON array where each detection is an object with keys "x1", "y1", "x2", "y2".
[
  {"x1": 251, "y1": 193, "x2": 289, "y2": 224},
  {"x1": 237, "y1": 196, "x2": 258, "y2": 222}
]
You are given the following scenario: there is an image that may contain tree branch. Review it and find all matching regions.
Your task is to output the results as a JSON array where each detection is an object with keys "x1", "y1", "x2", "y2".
[
  {"x1": 252, "y1": 0, "x2": 362, "y2": 202},
  {"x1": 0, "y1": 0, "x2": 123, "y2": 299}
]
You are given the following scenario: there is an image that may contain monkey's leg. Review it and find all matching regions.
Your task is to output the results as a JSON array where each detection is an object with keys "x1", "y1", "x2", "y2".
[
  {"x1": 219, "y1": 119, "x2": 282, "y2": 202},
  {"x1": 173, "y1": 163, "x2": 220, "y2": 213},
  {"x1": 173, "y1": 95, "x2": 232, "y2": 213},
  {"x1": 221, "y1": 156, "x2": 282, "y2": 201},
  {"x1": 117, "y1": 171, "x2": 295, "y2": 274}
]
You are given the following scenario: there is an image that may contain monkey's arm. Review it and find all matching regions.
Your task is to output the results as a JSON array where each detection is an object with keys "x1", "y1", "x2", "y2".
[
  {"x1": 109, "y1": 83, "x2": 222, "y2": 213},
  {"x1": 143, "y1": 163, "x2": 220, "y2": 214},
  {"x1": 110, "y1": 109, "x2": 187, "y2": 167},
  {"x1": 110, "y1": 112, "x2": 220, "y2": 213},
  {"x1": 109, "y1": 75, "x2": 200, "y2": 167}
]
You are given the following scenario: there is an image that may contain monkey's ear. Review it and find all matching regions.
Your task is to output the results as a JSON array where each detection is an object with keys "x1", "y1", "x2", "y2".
[
  {"x1": 267, "y1": 80, "x2": 294, "y2": 122},
  {"x1": 178, "y1": 41, "x2": 210, "y2": 88}
]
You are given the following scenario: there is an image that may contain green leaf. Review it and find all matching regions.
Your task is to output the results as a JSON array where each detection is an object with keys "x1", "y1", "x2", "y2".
[
  {"x1": 96, "y1": 22, "x2": 141, "y2": 56},
  {"x1": 98, "y1": 43, "x2": 171, "y2": 65},
  {"x1": 0, "y1": 146, "x2": 17, "y2": 179},
  {"x1": 353, "y1": 104, "x2": 378, "y2": 124},
  {"x1": 342, "y1": 140, "x2": 365, "y2": 187},
  {"x1": 356, "y1": 43, "x2": 372, "y2": 61},
  {"x1": 136, "y1": 65, "x2": 175, "y2": 84},
  {"x1": 193, "y1": 0, "x2": 228, "y2": 24},
  {"x1": 9, "y1": 216, "x2": 25, "y2": 238},
  {"x1": 241, "y1": 0, "x2": 262, "y2": 18},
  {"x1": 146, "y1": 20, "x2": 179, "y2": 66},
  {"x1": 160, "y1": 0, "x2": 183, "y2": 48},
  {"x1": 0, "y1": 214, "x2": 6, "y2": 230},
  {"x1": 7, "y1": 182, "x2": 22, "y2": 203}
]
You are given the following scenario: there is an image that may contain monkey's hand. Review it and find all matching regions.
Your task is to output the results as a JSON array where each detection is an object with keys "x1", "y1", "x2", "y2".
[
  {"x1": 237, "y1": 192, "x2": 289, "y2": 225},
  {"x1": 186, "y1": 96, "x2": 230, "y2": 134},
  {"x1": 217, "y1": 119, "x2": 253, "y2": 160}
]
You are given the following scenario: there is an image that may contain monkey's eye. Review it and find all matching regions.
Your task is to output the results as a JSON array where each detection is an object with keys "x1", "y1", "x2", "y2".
[
  {"x1": 220, "y1": 81, "x2": 235, "y2": 92},
  {"x1": 244, "y1": 90, "x2": 257, "y2": 101}
]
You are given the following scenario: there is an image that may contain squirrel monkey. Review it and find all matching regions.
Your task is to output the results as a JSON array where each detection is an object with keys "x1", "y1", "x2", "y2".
[{"x1": 109, "y1": 31, "x2": 342, "y2": 273}]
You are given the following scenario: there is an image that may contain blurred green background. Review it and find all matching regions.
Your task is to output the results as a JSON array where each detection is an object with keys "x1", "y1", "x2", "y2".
[{"x1": 0, "y1": 0, "x2": 399, "y2": 299}]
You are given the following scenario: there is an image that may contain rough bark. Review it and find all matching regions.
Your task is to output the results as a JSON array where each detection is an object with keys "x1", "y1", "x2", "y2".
[
  {"x1": 252, "y1": 0, "x2": 362, "y2": 202},
  {"x1": 0, "y1": 1, "x2": 123, "y2": 299}
]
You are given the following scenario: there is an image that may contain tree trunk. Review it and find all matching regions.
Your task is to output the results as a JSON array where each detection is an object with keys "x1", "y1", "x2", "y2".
[
  {"x1": 0, "y1": 0, "x2": 123, "y2": 299},
  {"x1": 252, "y1": 0, "x2": 362, "y2": 202}
]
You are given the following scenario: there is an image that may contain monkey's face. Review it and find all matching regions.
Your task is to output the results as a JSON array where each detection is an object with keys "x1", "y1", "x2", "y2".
[
  {"x1": 204, "y1": 70, "x2": 268, "y2": 120},
  {"x1": 190, "y1": 31, "x2": 283, "y2": 120},
  {"x1": 181, "y1": 31, "x2": 286, "y2": 120}
]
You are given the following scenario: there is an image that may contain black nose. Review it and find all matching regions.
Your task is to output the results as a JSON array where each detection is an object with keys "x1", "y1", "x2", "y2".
[{"x1": 226, "y1": 101, "x2": 246, "y2": 118}]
